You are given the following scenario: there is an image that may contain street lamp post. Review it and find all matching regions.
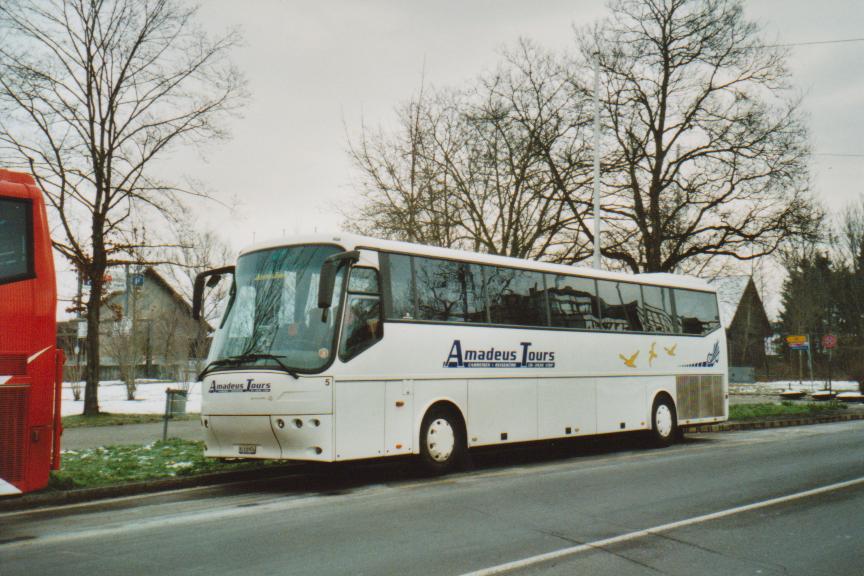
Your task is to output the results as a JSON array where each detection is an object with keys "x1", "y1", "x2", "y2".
[{"x1": 592, "y1": 53, "x2": 602, "y2": 270}]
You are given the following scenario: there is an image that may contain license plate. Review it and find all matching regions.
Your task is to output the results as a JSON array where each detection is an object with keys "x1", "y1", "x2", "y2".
[{"x1": 238, "y1": 444, "x2": 257, "y2": 455}]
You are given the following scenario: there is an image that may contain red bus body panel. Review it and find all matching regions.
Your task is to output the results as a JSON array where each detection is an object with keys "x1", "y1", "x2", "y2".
[{"x1": 0, "y1": 169, "x2": 61, "y2": 494}]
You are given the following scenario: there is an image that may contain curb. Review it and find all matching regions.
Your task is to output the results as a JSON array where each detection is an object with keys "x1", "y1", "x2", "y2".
[{"x1": 691, "y1": 411, "x2": 864, "y2": 433}]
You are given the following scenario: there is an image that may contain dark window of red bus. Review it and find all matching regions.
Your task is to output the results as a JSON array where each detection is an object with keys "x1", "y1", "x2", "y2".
[{"x1": 0, "y1": 198, "x2": 34, "y2": 285}]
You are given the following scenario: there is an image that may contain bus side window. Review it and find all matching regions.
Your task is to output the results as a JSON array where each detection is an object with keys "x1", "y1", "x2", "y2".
[
  {"x1": 383, "y1": 253, "x2": 415, "y2": 320},
  {"x1": 340, "y1": 267, "x2": 383, "y2": 361},
  {"x1": 673, "y1": 288, "x2": 720, "y2": 335},
  {"x1": 640, "y1": 284, "x2": 676, "y2": 334}
]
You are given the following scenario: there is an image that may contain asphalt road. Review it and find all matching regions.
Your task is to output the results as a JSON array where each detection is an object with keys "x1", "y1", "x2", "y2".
[{"x1": 2, "y1": 422, "x2": 863, "y2": 576}]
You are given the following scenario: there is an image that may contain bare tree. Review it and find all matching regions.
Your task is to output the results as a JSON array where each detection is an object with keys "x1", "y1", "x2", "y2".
[
  {"x1": 347, "y1": 41, "x2": 595, "y2": 261},
  {"x1": 159, "y1": 219, "x2": 235, "y2": 371},
  {"x1": 161, "y1": 219, "x2": 234, "y2": 324},
  {"x1": 347, "y1": 91, "x2": 463, "y2": 249},
  {"x1": 100, "y1": 301, "x2": 143, "y2": 400},
  {"x1": 580, "y1": 0, "x2": 820, "y2": 273},
  {"x1": 837, "y1": 197, "x2": 864, "y2": 272},
  {"x1": 0, "y1": 0, "x2": 245, "y2": 415}
]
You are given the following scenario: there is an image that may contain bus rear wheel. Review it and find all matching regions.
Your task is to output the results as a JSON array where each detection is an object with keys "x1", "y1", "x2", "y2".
[
  {"x1": 419, "y1": 406, "x2": 466, "y2": 474},
  {"x1": 650, "y1": 396, "x2": 678, "y2": 447}
]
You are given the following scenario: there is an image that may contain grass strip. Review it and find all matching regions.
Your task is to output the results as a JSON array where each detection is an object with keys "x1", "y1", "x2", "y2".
[
  {"x1": 729, "y1": 401, "x2": 847, "y2": 421},
  {"x1": 62, "y1": 412, "x2": 197, "y2": 428},
  {"x1": 51, "y1": 439, "x2": 268, "y2": 490}
]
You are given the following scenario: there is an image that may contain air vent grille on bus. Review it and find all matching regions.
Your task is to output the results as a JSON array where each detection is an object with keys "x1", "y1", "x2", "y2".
[
  {"x1": 676, "y1": 375, "x2": 724, "y2": 420},
  {"x1": 0, "y1": 355, "x2": 27, "y2": 375},
  {"x1": 0, "y1": 386, "x2": 29, "y2": 482}
]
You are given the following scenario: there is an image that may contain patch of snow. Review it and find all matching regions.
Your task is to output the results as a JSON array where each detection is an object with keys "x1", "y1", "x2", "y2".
[
  {"x1": 61, "y1": 380, "x2": 201, "y2": 416},
  {"x1": 731, "y1": 380, "x2": 860, "y2": 394}
]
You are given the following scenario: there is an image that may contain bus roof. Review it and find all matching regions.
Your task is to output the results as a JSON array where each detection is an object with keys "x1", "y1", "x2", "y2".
[
  {"x1": 240, "y1": 233, "x2": 715, "y2": 292},
  {"x1": 0, "y1": 169, "x2": 39, "y2": 200}
]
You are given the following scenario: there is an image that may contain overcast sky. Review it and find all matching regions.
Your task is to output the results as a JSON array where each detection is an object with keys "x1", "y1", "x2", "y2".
[{"x1": 57, "y1": 0, "x2": 864, "y2": 312}]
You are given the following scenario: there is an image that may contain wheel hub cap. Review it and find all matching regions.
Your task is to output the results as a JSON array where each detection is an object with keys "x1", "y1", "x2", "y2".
[
  {"x1": 427, "y1": 418, "x2": 455, "y2": 462},
  {"x1": 655, "y1": 404, "x2": 673, "y2": 437}
]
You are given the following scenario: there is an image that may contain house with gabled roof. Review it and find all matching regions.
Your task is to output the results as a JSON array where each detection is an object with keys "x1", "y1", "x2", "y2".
[
  {"x1": 60, "y1": 267, "x2": 210, "y2": 382},
  {"x1": 708, "y1": 276, "x2": 772, "y2": 381}
]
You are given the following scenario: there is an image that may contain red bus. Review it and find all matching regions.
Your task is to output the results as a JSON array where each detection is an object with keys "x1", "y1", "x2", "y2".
[{"x1": 0, "y1": 169, "x2": 64, "y2": 495}]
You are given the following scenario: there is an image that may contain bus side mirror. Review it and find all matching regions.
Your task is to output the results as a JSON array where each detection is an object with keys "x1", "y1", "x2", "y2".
[
  {"x1": 318, "y1": 250, "x2": 360, "y2": 322},
  {"x1": 193, "y1": 266, "x2": 235, "y2": 321}
]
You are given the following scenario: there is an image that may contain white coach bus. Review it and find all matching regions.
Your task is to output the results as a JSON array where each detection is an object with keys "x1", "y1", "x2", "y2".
[{"x1": 192, "y1": 233, "x2": 727, "y2": 472}]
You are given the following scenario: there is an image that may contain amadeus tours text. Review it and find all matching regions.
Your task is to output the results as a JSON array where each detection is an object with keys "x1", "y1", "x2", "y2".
[
  {"x1": 208, "y1": 379, "x2": 272, "y2": 393},
  {"x1": 443, "y1": 340, "x2": 555, "y2": 368}
]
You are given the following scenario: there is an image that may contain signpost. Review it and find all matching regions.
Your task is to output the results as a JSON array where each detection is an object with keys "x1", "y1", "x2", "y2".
[
  {"x1": 822, "y1": 334, "x2": 837, "y2": 392},
  {"x1": 786, "y1": 335, "x2": 813, "y2": 389}
]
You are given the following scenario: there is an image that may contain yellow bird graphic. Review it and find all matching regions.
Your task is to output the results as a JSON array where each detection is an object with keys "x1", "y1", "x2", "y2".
[
  {"x1": 619, "y1": 350, "x2": 639, "y2": 368},
  {"x1": 648, "y1": 342, "x2": 658, "y2": 367},
  {"x1": 664, "y1": 344, "x2": 677, "y2": 357}
]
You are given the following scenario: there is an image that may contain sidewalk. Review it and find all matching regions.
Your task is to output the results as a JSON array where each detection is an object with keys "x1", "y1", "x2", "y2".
[{"x1": 62, "y1": 419, "x2": 204, "y2": 450}]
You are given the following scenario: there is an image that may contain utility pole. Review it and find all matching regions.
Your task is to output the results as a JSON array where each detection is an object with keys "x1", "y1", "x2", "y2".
[{"x1": 592, "y1": 53, "x2": 602, "y2": 270}]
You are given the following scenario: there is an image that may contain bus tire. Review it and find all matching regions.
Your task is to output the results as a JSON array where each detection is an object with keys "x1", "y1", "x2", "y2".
[
  {"x1": 650, "y1": 395, "x2": 678, "y2": 447},
  {"x1": 419, "y1": 405, "x2": 466, "y2": 474}
]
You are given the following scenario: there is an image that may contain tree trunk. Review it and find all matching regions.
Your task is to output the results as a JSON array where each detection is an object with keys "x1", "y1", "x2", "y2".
[
  {"x1": 645, "y1": 236, "x2": 663, "y2": 273},
  {"x1": 83, "y1": 273, "x2": 104, "y2": 416}
]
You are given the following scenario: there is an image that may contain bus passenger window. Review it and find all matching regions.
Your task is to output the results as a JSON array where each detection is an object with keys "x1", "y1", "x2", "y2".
[
  {"x1": 0, "y1": 198, "x2": 32, "y2": 283},
  {"x1": 415, "y1": 257, "x2": 464, "y2": 322},
  {"x1": 597, "y1": 280, "x2": 628, "y2": 331},
  {"x1": 617, "y1": 282, "x2": 643, "y2": 331},
  {"x1": 641, "y1": 285, "x2": 677, "y2": 333},
  {"x1": 486, "y1": 267, "x2": 546, "y2": 326},
  {"x1": 546, "y1": 274, "x2": 599, "y2": 329},
  {"x1": 385, "y1": 254, "x2": 415, "y2": 320}
]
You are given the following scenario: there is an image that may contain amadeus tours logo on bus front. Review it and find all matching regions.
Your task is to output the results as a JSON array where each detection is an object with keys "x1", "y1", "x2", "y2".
[
  {"x1": 208, "y1": 379, "x2": 272, "y2": 393},
  {"x1": 443, "y1": 340, "x2": 555, "y2": 369}
]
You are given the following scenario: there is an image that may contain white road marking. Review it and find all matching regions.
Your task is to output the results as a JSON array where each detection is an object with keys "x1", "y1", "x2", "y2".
[
  {"x1": 460, "y1": 475, "x2": 864, "y2": 576},
  {"x1": 0, "y1": 482, "x2": 236, "y2": 520},
  {"x1": 0, "y1": 483, "x2": 392, "y2": 551}
]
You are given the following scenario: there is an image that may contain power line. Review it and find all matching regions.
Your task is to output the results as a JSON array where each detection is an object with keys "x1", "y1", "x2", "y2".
[
  {"x1": 759, "y1": 37, "x2": 864, "y2": 49},
  {"x1": 812, "y1": 153, "x2": 864, "y2": 158}
]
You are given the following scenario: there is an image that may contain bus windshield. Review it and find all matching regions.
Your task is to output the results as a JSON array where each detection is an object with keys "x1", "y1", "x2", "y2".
[
  {"x1": 0, "y1": 198, "x2": 32, "y2": 283},
  {"x1": 207, "y1": 244, "x2": 344, "y2": 374}
]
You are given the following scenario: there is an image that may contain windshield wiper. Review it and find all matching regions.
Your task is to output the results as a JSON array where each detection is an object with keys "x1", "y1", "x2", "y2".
[{"x1": 198, "y1": 353, "x2": 299, "y2": 381}]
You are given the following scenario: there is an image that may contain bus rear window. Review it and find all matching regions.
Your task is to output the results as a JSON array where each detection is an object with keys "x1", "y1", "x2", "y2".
[{"x1": 0, "y1": 198, "x2": 33, "y2": 284}]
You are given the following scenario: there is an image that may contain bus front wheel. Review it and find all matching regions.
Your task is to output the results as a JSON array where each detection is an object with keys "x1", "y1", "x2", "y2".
[
  {"x1": 419, "y1": 406, "x2": 466, "y2": 474},
  {"x1": 650, "y1": 396, "x2": 678, "y2": 447}
]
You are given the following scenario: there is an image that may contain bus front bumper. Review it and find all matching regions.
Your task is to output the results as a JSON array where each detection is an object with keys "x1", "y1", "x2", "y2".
[{"x1": 203, "y1": 414, "x2": 334, "y2": 461}]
